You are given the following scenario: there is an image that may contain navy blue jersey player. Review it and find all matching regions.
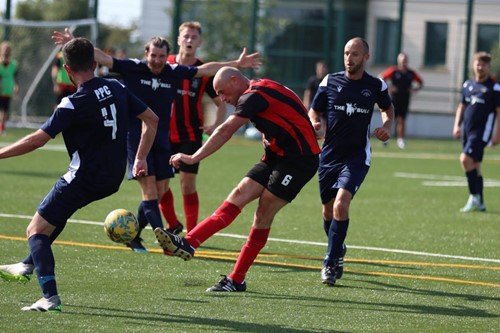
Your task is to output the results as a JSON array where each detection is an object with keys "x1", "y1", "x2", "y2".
[
  {"x1": 308, "y1": 37, "x2": 394, "y2": 286},
  {"x1": 453, "y1": 51, "x2": 500, "y2": 212},
  {"x1": 0, "y1": 38, "x2": 158, "y2": 311},
  {"x1": 52, "y1": 28, "x2": 262, "y2": 253}
]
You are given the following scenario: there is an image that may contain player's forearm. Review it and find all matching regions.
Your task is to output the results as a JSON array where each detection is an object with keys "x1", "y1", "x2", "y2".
[
  {"x1": 453, "y1": 105, "x2": 465, "y2": 128},
  {"x1": 192, "y1": 127, "x2": 231, "y2": 162},
  {"x1": 381, "y1": 105, "x2": 394, "y2": 131},
  {"x1": 135, "y1": 110, "x2": 158, "y2": 160},
  {"x1": 0, "y1": 130, "x2": 49, "y2": 159},
  {"x1": 196, "y1": 61, "x2": 234, "y2": 77},
  {"x1": 94, "y1": 47, "x2": 114, "y2": 68}
]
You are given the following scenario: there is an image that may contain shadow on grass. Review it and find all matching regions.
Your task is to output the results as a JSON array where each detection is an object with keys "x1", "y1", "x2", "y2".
[
  {"x1": 63, "y1": 304, "x2": 339, "y2": 333},
  {"x1": 165, "y1": 256, "x2": 499, "y2": 320},
  {"x1": 356, "y1": 278, "x2": 500, "y2": 303},
  {"x1": 336, "y1": 278, "x2": 500, "y2": 318},
  {"x1": 230, "y1": 287, "x2": 499, "y2": 319}
]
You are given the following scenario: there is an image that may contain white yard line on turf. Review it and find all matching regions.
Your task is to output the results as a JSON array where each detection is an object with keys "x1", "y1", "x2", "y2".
[
  {"x1": 394, "y1": 172, "x2": 500, "y2": 187},
  {"x1": 1, "y1": 212, "x2": 499, "y2": 264}
]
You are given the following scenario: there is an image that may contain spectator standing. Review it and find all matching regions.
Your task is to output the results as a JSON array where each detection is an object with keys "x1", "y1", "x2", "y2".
[
  {"x1": 379, "y1": 52, "x2": 423, "y2": 149},
  {"x1": 52, "y1": 50, "x2": 77, "y2": 107},
  {"x1": 0, "y1": 41, "x2": 19, "y2": 135},
  {"x1": 303, "y1": 60, "x2": 328, "y2": 110}
]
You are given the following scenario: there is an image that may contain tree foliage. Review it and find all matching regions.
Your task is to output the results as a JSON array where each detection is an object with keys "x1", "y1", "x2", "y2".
[
  {"x1": 490, "y1": 43, "x2": 500, "y2": 81},
  {"x1": 171, "y1": 0, "x2": 278, "y2": 66},
  {"x1": 16, "y1": 0, "x2": 89, "y2": 21},
  {"x1": 6, "y1": 0, "x2": 138, "y2": 118}
]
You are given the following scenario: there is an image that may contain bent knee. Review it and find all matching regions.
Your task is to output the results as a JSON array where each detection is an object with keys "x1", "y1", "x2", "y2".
[{"x1": 333, "y1": 201, "x2": 349, "y2": 220}]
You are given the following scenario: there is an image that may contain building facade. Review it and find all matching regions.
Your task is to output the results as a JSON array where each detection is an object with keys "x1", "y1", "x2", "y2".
[{"x1": 138, "y1": 0, "x2": 500, "y2": 138}]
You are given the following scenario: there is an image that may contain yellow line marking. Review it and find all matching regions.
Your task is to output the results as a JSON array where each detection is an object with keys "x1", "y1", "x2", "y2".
[
  {"x1": 2, "y1": 234, "x2": 498, "y2": 288},
  {"x1": 198, "y1": 251, "x2": 500, "y2": 271}
]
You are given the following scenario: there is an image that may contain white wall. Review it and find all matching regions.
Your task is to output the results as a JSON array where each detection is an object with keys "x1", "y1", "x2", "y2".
[
  {"x1": 139, "y1": 0, "x2": 173, "y2": 42},
  {"x1": 368, "y1": 1, "x2": 500, "y2": 111}
]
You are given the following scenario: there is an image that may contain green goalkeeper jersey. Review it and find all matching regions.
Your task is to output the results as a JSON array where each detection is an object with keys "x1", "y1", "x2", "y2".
[{"x1": 0, "y1": 59, "x2": 18, "y2": 97}]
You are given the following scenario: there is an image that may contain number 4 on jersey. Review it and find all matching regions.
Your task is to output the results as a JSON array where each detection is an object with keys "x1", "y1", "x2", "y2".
[{"x1": 102, "y1": 104, "x2": 117, "y2": 140}]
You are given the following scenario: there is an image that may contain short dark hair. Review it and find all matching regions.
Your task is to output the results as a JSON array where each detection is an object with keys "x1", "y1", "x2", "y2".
[
  {"x1": 144, "y1": 37, "x2": 170, "y2": 54},
  {"x1": 474, "y1": 51, "x2": 491, "y2": 64},
  {"x1": 62, "y1": 37, "x2": 95, "y2": 72}
]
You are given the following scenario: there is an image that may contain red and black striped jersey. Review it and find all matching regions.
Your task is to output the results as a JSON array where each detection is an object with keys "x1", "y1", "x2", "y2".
[
  {"x1": 235, "y1": 78, "x2": 321, "y2": 157},
  {"x1": 167, "y1": 54, "x2": 218, "y2": 143}
]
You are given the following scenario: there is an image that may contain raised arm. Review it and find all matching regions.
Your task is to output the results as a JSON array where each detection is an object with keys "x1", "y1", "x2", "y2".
[
  {"x1": 52, "y1": 28, "x2": 114, "y2": 68},
  {"x1": 195, "y1": 48, "x2": 262, "y2": 78}
]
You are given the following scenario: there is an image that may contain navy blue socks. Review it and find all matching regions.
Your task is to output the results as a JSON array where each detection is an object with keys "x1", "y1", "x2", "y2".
[
  {"x1": 28, "y1": 234, "x2": 58, "y2": 298},
  {"x1": 324, "y1": 218, "x2": 349, "y2": 267}
]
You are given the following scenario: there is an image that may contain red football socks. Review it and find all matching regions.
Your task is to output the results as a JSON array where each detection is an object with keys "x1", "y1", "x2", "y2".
[
  {"x1": 159, "y1": 189, "x2": 180, "y2": 229},
  {"x1": 229, "y1": 227, "x2": 270, "y2": 284},
  {"x1": 185, "y1": 200, "x2": 241, "y2": 248},
  {"x1": 183, "y1": 192, "x2": 199, "y2": 232}
]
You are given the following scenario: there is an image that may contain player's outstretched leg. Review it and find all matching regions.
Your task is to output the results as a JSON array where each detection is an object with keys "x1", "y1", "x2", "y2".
[{"x1": 154, "y1": 228, "x2": 195, "y2": 261}]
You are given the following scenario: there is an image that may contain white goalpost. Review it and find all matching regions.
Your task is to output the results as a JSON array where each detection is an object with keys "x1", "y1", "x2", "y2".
[{"x1": 0, "y1": 18, "x2": 98, "y2": 127}]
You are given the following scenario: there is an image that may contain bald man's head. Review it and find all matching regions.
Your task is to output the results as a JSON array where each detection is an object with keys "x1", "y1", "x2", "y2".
[{"x1": 213, "y1": 66, "x2": 250, "y2": 106}]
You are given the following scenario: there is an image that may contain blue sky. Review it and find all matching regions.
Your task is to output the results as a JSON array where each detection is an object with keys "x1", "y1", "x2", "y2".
[{"x1": 0, "y1": 0, "x2": 141, "y2": 27}]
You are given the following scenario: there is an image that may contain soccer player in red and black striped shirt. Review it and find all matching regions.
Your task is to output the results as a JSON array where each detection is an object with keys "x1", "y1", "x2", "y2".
[
  {"x1": 155, "y1": 66, "x2": 320, "y2": 292},
  {"x1": 162, "y1": 21, "x2": 227, "y2": 233}
]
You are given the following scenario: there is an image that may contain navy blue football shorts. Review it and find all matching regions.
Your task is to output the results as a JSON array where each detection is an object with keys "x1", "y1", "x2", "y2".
[
  {"x1": 246, "y1": 154, "x2": 319, "y2": 203},
  {"x1": 462, "y1": 133, "x2": 487, "y2": 162},
  {"x1": 127, "y1": 139, "x2": 175, "y2": 181},
  {"x1": 318, "y1": 161, "x2": 370, "y2": 204},
  {"x1": 171, "y1": 139, "x2": 202, "y2": 174},
  {"x1": 38, "y1": 177, "x2": 119, "y2": 228}
]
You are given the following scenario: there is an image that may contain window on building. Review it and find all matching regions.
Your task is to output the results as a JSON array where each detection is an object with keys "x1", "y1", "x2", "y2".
[
  {"x1": 424, "y1": 22, "x2": 448, "y2": 67},
  {"x1": 374, "y1": 19, "x2": 398, "y2": 65},
  {"x1": 477, "y1": 24, "x2": 500, "y2": 52}
]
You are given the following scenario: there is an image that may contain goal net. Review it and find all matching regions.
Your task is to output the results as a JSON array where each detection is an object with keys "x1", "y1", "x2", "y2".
[{"x1": 0, "y1": 18, "x2": 98, "y2": 127}]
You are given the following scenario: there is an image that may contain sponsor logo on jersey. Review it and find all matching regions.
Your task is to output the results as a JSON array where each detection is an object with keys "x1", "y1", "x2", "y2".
[
  {"x1": 140, "y1": 78, "x2": 172, "y2": 90},
  {"x1": 336, "y1": 103, "x2": 371, "y2": 116},
  {"x1": 94, "y1": 85, "x2": 112, "y2": 101},
  {"x1": 176, "y1": 89, "x2": 196, "y2": 97},
  {"x1": 467, "y1": 95, "x2": 485, "y2": 105},
  {"x1": 361, "y1": 89, "x2": 372, "y2": 97},
  {"x1": 191, "y1": 78, "x2": 200, "y2": 89}
]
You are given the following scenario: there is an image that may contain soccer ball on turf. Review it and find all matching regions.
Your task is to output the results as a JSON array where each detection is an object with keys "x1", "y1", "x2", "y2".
[{"x1": 104, "y1": 209, "x2": 139, "y2": 244}]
